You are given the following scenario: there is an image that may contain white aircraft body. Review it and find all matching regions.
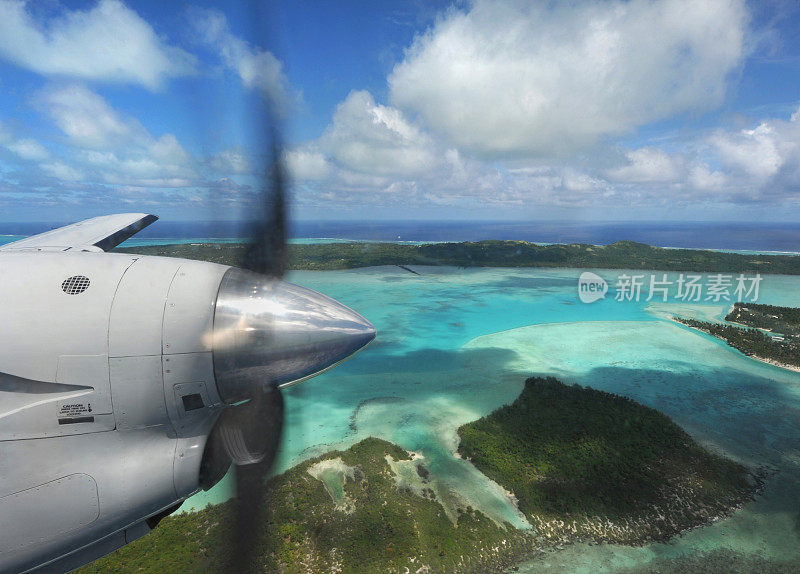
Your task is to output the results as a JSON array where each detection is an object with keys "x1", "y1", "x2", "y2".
[{"x1": 0, "y1": 214, "x2": 375, "y2": 573}]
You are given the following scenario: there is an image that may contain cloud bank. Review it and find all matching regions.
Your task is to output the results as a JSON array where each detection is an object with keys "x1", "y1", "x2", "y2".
[
  {"x1": 389, "y1": 0, "x2": 748, "y2": 157},
  {"x1": 0, "y1": 0, "x2": 195, "y2": 89}
]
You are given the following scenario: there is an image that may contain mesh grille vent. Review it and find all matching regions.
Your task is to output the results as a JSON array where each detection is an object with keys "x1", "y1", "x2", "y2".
[{"x1": 62, "y1": 275, "x2": 90, "y2": 295}]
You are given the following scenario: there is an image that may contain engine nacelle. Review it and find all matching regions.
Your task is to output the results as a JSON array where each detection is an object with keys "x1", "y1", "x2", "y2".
[{"x1": 0, "y1": 251, "x2": 375, "y2": 573}]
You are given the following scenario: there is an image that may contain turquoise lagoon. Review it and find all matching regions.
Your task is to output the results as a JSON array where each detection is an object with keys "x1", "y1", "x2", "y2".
[{"x1": 186, "y1": 265, "x2": 800, "y2": 571}]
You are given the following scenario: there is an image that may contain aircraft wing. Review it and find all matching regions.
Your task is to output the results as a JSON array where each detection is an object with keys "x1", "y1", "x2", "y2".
[{"x1": 0, "y1": 213, "x2": 158, "y2": 252}]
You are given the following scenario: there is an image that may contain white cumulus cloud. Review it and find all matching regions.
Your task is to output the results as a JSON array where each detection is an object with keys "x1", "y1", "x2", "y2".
[
  {"x1": 701, "y1": 110, "x2": 800, "y2": 201},
  {"x1": 0, "y1": 0, "x2": 195, "y2": 89},
  {"x1": 688, "y1": 163, "x2": 727, "y2": 191},
  {"x1": 7, "y1": 138, "x2": 49, "y2": 161},
  {"x1": 211, "y1": 148, "x2": 253, "y2": 175},
  {"x1": 285, "y1": 149, "x2": 331, "y2": 181},
  {"x1": 35, "y1": 84, "x2": 195, "y2": 187},
  {"x1": 317, "y1": 90, "x2": 438, "y2": 178},
  {"x1": 40, "y1": 161, "x2": 83, "y2": 181},
  {"x1": 607, "y1": 147, "x2": 684, "y2": 183},
  {"x1": 389, "y1": 0, "x2": 748, "y2": 157},
  {"x1": 191, "y1": 8, "x2": 292, "y2": 110},
  {"x1": 710, "y1": 121, "x2": 797, "y2": 180},
  {"x1": 38, "y1": 84, "x2": 137, "y2": 149}
]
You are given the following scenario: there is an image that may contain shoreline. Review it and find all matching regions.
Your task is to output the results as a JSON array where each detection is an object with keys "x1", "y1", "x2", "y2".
[
  {"x1": 670, "y1": 317, "x2": 800, "y2": 373},
  {"x1": 458, "y1": 377, "x2": 763, "y2": 557},
  {"x1": 747, "y1": 355, "x2": 800, "y2": 373}
]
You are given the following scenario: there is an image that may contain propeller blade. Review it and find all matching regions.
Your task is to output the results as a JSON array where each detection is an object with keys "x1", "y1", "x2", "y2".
[
  {"x1": 219, "y1": 388, "x2": 284, "y2": 466},
  {"x1": 227, "y1": 389, "x2": 284, "y2": 572},
  {"x1": 224, "y1": 6, "x2": 288, "y2": 571},
  {"x1": 241, "y1": 128, "x2": 288, "y2": 278}
]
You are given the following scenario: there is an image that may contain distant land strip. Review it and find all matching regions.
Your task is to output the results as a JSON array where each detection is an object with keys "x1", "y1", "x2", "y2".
[
  {"x1": 115, "y1": 240, "x2": 800, "y2": 274},
  {"x1": 674, "y1": 302, "x2": 800, "y2": 372}
]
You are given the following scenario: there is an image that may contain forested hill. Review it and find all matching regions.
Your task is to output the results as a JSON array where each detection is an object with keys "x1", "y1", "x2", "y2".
[
  {"x1": 77, "y1": 378, "x2": 760, "y2": 573},
  {"x1": 115, "y1": 240, "x2": 800, "y2": 274}
]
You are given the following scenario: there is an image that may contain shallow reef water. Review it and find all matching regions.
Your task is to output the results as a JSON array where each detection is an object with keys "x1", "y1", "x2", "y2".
[{"x1": 183, "y1": 266, "x2": 800, "y2": 572}]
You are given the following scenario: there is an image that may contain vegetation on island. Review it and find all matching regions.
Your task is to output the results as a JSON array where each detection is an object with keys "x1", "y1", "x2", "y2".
[
  {"x1": 115, "y1": 240, "x2": 800, "y2": 274},
  {"x1": 676, "y1": 303, "x2": 800, "y2": 368},
  {"x1": 457, "y1": 377, "x2": 759, "y2": 545},
  {"x1": 726, "y1": 302, "x2": 800, "y2": 335},
  {"x1": 77, "y1": 378, "x2": 760, "y2": 573},
  {"x1": 76, "y1": 438, "x2": 535, "y2": 574}
]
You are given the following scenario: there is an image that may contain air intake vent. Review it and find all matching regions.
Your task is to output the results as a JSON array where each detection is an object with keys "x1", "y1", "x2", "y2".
[{"x1": 62, "y1": 275, "x2": 90, "y2": 295}]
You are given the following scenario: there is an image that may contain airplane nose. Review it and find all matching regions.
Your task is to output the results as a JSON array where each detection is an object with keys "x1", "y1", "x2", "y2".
[{"x1": 211, "y1": 268, "x2": 376, "y2": 403}]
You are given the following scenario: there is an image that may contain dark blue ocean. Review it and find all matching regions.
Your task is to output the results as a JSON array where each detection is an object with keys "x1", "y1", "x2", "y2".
[{"x1": 3, "y1": 220, "x2": 800, "y2": 252}]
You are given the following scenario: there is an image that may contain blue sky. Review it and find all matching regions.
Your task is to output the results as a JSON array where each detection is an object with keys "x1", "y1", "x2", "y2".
[{"x1": 0, "y1": 0, "x2": 799, "y2": 223}]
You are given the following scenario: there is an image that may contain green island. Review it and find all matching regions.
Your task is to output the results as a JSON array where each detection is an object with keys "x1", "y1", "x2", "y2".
[
  {"x1": 115, "y1": 240, "x2": 800, "y2": 274},
  {"x1": 726, "y1": 302, "x2": 800, "y2": 336},
  {"x1": 77, "y1": 378, "x2": 759, "y2": 573},
  {"x1": 457, "y1": 377, "x2": 758, "y2": 545},
  {"x1": 77, "y1": 438, "x2": 535, "y2": 574},
  {"x1": 675, "y1": 303, "x2": 800, "y2": 370}
]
